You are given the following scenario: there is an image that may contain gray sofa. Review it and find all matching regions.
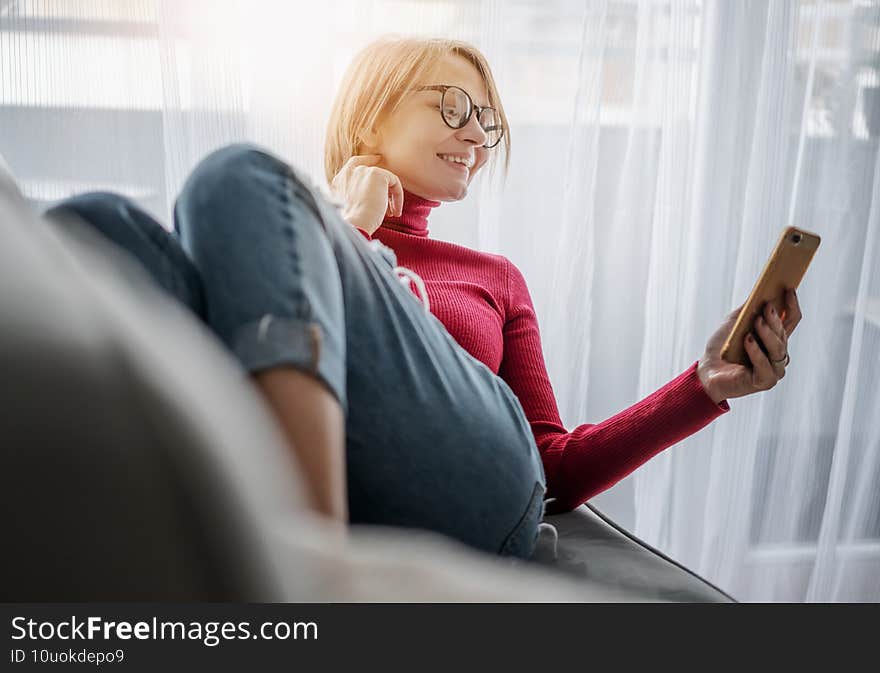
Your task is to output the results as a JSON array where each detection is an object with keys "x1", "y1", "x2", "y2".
[{"x1": 0, "y1": 162, "x2": 734, "y2": 602}]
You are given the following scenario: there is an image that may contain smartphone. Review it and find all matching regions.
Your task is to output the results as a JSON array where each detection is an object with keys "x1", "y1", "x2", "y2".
[{"x1": 721, "y1": 226, "x2": 821, "y2": 367}]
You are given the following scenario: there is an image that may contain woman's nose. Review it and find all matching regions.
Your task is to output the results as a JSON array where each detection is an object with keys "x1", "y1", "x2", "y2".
[{"x1": 458, "y1": 112, "x2": 488, "y2": 145}]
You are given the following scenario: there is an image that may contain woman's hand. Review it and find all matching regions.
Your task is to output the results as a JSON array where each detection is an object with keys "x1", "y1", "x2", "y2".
[
  {"x1": 330, "y1": 154, "x2": 404, "y2": 235},
  {"x1": 697, "y1": 288, "x2": 803, "y2": 404}
]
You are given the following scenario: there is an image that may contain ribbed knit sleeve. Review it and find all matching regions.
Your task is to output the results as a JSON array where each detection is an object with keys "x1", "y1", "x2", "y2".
[{"x1": 499, "y1": 258, "x2": 731, "y2": 514}]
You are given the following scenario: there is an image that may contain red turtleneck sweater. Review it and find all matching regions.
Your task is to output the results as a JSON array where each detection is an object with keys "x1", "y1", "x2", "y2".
[{"x1": 353, "y1": 188, "x2": 730, "y2": 514}]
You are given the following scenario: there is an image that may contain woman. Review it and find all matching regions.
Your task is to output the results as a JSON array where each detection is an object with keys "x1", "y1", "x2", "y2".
[{"x1": 44, "y1": 36, "x2": 801, "y2": 561}]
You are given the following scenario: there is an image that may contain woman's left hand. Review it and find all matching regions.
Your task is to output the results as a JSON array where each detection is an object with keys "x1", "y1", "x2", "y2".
[{"x1": 697, "y1": 288, "x2": 803, "y2": 404}]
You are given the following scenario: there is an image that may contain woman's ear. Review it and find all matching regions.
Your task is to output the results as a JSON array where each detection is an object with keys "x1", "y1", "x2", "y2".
[{"x1": 358, "y1": 128, "x2": 381, "y2": 153}]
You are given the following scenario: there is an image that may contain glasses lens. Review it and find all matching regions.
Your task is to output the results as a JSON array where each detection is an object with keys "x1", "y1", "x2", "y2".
[
  {"x1": 442, "y1": 87, "x2": 470, "y2": 128},
  {"x1": 478, "y1": 107, "x2": 503, "y2": 148}
]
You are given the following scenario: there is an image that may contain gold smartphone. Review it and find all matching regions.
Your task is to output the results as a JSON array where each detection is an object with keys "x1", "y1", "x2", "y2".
[{"x1": 721, "y1": 226, "x2": 821, "y2": 367}]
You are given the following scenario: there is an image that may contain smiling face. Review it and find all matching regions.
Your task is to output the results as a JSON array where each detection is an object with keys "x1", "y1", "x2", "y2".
[{"x1": 362, "y1": 54, "x2": 493, "y2": 202}]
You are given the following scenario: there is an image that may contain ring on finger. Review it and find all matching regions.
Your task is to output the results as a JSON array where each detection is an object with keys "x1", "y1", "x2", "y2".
[{"x1": 771, "y1": 352, "x2": 790, "y2": 367}]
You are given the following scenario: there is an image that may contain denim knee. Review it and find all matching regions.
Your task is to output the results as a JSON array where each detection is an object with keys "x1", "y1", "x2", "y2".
[
  {"x1": 174, "y1": 144, "x2": 348, "y2": 414},
  {"x1": 44, "y1": 191, "x2": 206, "y2": 318},
  {"x1": 176, "y1": 143, "x2": 318, "y2": 219}
]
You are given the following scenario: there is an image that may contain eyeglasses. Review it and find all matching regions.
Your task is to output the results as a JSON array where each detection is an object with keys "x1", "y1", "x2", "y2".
[{"x1": 416, "y1": 84, "x2": 504, "y2": 149}]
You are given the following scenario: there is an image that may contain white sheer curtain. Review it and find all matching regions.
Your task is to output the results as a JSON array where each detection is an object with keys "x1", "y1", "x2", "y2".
[{"x1": 1, "y1": 0, "x2": 877, "y2": 601}]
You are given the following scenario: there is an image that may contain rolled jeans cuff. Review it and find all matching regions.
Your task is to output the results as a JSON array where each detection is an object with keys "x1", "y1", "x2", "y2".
[{"x1": 232, "y1": 314, "x2": 347, "y2": 417}]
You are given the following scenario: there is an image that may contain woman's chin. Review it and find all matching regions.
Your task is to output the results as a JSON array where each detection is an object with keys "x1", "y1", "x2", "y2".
[
  {"x1": 433, "y1": 181, "x2": 469, "y2": 202},
  {"x1": 403, "y1": 175, "x2": 469, "y2": 202},
  {"x1": 410, "y1": 188, "x2": 464, "y2": 203}
]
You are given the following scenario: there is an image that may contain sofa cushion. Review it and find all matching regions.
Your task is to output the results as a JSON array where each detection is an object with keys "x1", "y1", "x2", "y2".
[{"x1": 0, "y1": 179, "x2": 309, "y2": 600}]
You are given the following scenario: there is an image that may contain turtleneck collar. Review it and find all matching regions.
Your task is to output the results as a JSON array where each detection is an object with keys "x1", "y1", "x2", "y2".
[{"x1": 380, "y1": 187, "x2": 441, "y2": 238}]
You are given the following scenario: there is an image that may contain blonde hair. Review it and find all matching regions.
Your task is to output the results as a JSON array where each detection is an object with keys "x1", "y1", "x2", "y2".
[{"x1": 324, "y1": 35, "x2": 510, "y2": 187}]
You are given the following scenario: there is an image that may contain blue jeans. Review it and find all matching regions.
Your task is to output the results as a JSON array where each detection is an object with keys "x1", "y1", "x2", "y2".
[{"x1": 44, "y1": 144, "x2": 546, "y2": 558}]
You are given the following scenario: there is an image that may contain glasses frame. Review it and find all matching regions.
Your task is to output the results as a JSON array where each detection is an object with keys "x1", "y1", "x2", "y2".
[{"x1": 416, "y1": 84, "x2": 504, "y2": 149}]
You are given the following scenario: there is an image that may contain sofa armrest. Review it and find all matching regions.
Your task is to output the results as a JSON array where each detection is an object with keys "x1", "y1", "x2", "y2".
[
  {"x1": 0, "y1": 152, "x2": 22, "y2": 199},
  {"x1": 539, "y1": 502, "x2": 736, "y2": 602}
]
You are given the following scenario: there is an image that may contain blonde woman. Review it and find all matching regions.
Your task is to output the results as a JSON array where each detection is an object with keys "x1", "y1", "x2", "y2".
[{"x1": 44, "y1": 36, "x2": 801, "y2": 561}]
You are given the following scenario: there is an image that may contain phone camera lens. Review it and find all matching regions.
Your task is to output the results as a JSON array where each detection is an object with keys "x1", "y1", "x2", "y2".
[{"x1": 791, "y1": 233, "x2": 802, "y2": 245}]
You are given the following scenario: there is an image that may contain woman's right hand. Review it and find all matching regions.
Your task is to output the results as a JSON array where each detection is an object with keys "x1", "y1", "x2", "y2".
[{"x1": 330, "y1": 154, "x2": 404, "y2": 235}]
